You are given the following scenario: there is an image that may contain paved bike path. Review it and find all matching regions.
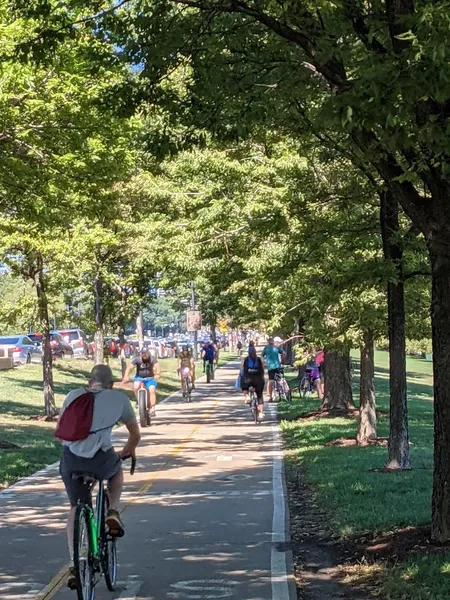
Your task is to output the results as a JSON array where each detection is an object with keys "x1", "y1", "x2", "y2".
[{"x1": 0, "y1": 360, "x2": 295, "y2": 600}]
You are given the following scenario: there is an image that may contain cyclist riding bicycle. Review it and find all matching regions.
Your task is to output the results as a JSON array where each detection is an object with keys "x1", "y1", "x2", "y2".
[
  {"x1": 241, "y1": 346, "x2": 265, "y2": 418},
  {"x1": 178, "y1": 346, "x2": 195, "y2": 390},
  {"x1": 123, "y1": 346, "x2": 161, "y2": 417},
  {"x1": 262, "y1": 336, "x2": 285, "y2": 402},
  {"x1": 58, "y1": 365, "x2": 140, "y2": 590},
  {"x1": 202, "y1": 341, "x2": 215, "y2": 373}
]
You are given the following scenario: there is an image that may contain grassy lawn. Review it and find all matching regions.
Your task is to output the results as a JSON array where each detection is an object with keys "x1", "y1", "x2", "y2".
[
  {"x1": 279, "y1": 350, "x2": 449, "y2": 600},
  {"x1": 0, "y1": 351, "x2": 236, "y2": 489}
]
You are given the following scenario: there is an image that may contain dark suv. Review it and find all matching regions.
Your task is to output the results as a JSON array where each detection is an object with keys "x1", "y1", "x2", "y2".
[
  {"x1": 57, "y1": 329, "x2": 89, "y2": 359},
  {"x1": 28, "y1": 332, "x2": 74, "y2": 359}
]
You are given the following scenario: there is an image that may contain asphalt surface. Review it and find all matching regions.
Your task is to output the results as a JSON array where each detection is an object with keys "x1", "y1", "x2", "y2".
[{"x1": 0, "y1": 359, "x2": 295, "y2": 600}]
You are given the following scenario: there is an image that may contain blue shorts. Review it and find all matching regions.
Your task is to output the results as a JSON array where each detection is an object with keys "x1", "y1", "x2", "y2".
[{"x1": 134, "y1": 376, "x2": 158, "y2": 389}]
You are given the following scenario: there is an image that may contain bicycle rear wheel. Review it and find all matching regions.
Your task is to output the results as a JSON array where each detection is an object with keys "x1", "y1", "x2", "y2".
[
  {"x1": 101, "y1": 493, "x2": 117, "y2": 591},
  {"x1": 138, "y1": 388, "x2": 150, "y2": 427},
  {"x1": 186, "y1": 378, "x2": 192, "y2": 402},
  {"x1": 275, "y1": 379, "x2": 285, "y2": 402},
  {"x1": 300, "y1": 378, "x2": 310, "y2": 399},
  {"x1": 73, "y1": 504, "x2": 95, "y2": 600},
  {"x1": 206, "y1": 364, "x2": 211, "y2": 383}
]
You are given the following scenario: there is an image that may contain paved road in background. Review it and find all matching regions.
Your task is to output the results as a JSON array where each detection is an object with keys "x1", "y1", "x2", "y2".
[{"x1": 0, "y1": 360, "x2": 295, "y2": 600}]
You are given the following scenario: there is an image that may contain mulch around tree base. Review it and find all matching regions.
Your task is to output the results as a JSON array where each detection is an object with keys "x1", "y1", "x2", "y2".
[
  {"x1": 0, "y1": 440, "x2": 20, "y2": 450},
  {"x1": 325, "y1": 437, "x2": 389, "y2": 447},
  {"x1": 353, "y1": 525, "x2": 449, "y2": 563},
  {"x1": 28, "y1": 414, "x2": 59, "y2": 422},
  {"x1": 295, "y1": 407, "x2": 360, "y2": 420},
  {"x1": 285, "y1": 462, "x2": 446, "y2": 599},
  {"x1": 287, "y1": 408, "x2": 389, "y2": 422}
]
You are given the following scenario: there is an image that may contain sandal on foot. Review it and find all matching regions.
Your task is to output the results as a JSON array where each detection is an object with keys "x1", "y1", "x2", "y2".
[
  {"x1": 106, "y1": 509, "x2": 125, "y2": 538},
  {"x1": 67, "y1": 566, "x2": 78, "y2": 590}
]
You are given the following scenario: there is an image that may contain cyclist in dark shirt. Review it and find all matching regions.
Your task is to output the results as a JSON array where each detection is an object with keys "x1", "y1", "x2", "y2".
[
  {"x1": 241, "y1": 346, "x2": 265, "y2": 419},
  {"x1": 202, "y1": 342, "x2": 215, "y2": 373},
  {"x1": 123, "y1": 346, "x2": 161, "y2": 416}
]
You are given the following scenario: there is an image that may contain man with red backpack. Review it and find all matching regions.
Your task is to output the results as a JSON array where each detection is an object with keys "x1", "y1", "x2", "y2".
[{"x1": 57, "y1": 365, "x2": 140, "y2": 590}]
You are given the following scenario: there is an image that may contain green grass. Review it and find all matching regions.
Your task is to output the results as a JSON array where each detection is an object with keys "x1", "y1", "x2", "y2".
[
  {"x1": 0, "y1": 351, "x2": 237, "y2": 489},
  {"x1": 279, "y1": 350, "x2": 449, "y2": 599}
]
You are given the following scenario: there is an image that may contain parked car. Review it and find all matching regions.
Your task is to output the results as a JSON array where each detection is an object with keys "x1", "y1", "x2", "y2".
[
  {"x1": 58, "y1": 328, "x2": 89, "y2": 359},
  {"x1": 0, "y1": 335, "x2": 43, "y2": 365},
  {"x1": 29, "y1": 332, "x2": 74, "y2": 359}
]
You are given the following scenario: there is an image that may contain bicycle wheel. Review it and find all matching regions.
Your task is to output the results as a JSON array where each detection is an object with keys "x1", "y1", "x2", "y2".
[
  {"x1": 300, "y1": 377, "x2": 309, "y2": 399},
  {"x1": 283, "y1": 379, "x2": 292, "y2": 402},
  {"x1": 138, "y1": 388, "x2": 149, "y2": 427},
  {"x1": 276, "y1": 379, "x2": 285, "y2": 402},
  {"x1": 206, "y1": 364, "x2": 211, "y2": 383},
  {"x1": 73, "y1": 504, "x2": 95, "y2": 600},
  {"x1": 186, "y1": 378, "x2": 192, "y2": 402},
  {"x1": 101, "y1": 492, "x2": 117, "y2": 591}
]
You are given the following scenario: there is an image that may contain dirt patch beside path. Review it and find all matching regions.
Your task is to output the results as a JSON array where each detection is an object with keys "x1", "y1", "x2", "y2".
[
  {"x1": 285, "y1": 464, "x2": 368, "y2": 599},
  {"x1": 285, "y1": 462, "x2": 448, "y2": 599}
]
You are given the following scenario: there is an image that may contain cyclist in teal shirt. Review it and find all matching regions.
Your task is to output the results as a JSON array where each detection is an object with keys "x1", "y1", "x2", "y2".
[{"x1": 262, "y1": 337, "x2": 285, "y2": 402}]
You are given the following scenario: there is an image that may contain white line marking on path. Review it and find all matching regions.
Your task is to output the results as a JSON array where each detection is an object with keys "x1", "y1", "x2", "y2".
[
  {"x1": 168, "y1": 579, "x2": 239, "y2": 599},
  {"x1": 271, "y1": 417, "x2": 292, "y2": 600},
  {"x1": 118, "y1": 577, "x2": 143, "y2": 599}
]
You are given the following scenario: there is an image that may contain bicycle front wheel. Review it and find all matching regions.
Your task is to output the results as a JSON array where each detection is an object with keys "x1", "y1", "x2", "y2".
[
  {"x1": 138, "y1": 388, "x2": 149, "y2": 427},
  {"x1": 186, "y1": 378, "x2": 192, "y2": 402},
  {"x1": 101, "y1": 493, "x2": 117, "y2": 591},
  {"x1": 73, "y1": 504, "x2": 95, "y2": 600}
]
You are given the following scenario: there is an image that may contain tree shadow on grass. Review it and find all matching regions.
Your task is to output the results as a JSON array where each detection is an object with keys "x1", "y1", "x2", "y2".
[{"x1": 0, "y1": 400, "x2": 45, "y2": 418}]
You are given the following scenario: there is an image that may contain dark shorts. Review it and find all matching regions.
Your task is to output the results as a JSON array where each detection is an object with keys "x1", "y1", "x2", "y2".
[
  {"x1": 268, "y1": 368, "x2": 282, "y2": 381},
  {"x1": 241, "y1": 376, "x2": 264, "y2": 400},
  {"x1": 60, "y1": 447, "x2": 121, "y2": 506}
]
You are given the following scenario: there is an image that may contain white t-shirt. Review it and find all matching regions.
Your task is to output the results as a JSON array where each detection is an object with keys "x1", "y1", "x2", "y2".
[{"x1": 61, "y1": 387, "x2": 136, "y2": 458}]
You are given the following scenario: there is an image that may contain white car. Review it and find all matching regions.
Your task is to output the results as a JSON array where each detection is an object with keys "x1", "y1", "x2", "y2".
[{"x1": 0, "y1": 335, "x2": 43, "y2": 365}]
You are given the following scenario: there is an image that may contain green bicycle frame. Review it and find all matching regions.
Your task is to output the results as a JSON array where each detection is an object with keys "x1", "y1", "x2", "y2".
[{"x1": 86, "y1": 482, "x2": 104, "y2": 557}]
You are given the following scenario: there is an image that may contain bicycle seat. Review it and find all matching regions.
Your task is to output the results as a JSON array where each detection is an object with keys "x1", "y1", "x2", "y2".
[{"x1": 71, "y1": 472, "x2": 98, "y2": 485}]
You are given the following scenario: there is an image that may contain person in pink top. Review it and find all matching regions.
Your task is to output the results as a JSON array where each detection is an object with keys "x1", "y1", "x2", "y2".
[{"x1": 315, "y1": 349, "x2": 325, "y2": 399}]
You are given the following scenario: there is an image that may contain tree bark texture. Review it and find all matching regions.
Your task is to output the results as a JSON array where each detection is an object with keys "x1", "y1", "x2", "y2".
[
  {"x1": 93, "y1": 272, "x2": 104, "y2": 365},
  {"x1": 117, "y1": 326, "x2": 127, "y2": 378},
  {"x1": 380, "y1": 192, "x2": 411, "y2": 470},
  {"x1": 34, "y1": 255, "x2": 56, "y2": 418},
  {"x1": 136, "y1": 309, "x2": 145, "y2": 348},
  {"x1": 322, "y1": 349, "x2": 353, "y2": 410},
  {"x1": 357, "y1": 330, "x2": 377, "y2": 445},
  {"x1": 429, "y1": 235, "x2": 450, "y2": 542}
]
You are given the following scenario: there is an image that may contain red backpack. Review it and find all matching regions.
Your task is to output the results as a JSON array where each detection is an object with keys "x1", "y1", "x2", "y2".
[{"x1": 55, "y1": 389, "x2": 96, "y2": 442}]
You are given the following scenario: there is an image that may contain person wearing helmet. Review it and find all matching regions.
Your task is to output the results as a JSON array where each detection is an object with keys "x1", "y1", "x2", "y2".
[
  {"x1": 241, "y1": 345, "x2": 265, "y2": 418},
  {"x1": 178, "y1": 346, "x2": 195, "y2": 391},
  {"x1": 123, "y1": 346, "x2": 161, "y2": 417},
  {"x1": 262, "y1": 336, "x2": 285, "y2": 402}
]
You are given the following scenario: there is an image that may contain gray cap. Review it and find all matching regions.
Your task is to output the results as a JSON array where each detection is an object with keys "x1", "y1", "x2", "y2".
[{"x1": 89, "y1": 364, "x2": 114, "y2": 388}]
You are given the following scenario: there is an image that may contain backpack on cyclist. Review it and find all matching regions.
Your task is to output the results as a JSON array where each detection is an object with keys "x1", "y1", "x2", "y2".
[
  {"x1": 55, "y1": 389, "x2": 97, "y2": 442},
  {"x1": 204, "y1": 345, "x2": 215, "y2": 360}
]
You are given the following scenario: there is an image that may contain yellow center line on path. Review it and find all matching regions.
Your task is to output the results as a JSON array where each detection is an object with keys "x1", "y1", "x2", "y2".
[{"x1": 33, "y1": 400, "x2": 220, "y2": 600}]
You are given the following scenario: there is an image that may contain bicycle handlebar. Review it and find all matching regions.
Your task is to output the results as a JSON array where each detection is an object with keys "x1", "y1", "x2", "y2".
[{"x1": 121, "y1": 454, "x2": 136, "y2": 476}]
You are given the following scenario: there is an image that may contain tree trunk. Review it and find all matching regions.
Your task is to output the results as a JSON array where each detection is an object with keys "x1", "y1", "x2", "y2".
[
  {"x1": 322, "y1": 349, "x2": 353, "y2": 410},
  {"x1": 210, "y1": 316, "x2": 217, "y2": 343},
  {"x1": 136, "y1": 308, "x2": 145, "y2": 347},
  {"x1": 357, "y1": 330, "x2": 377, "y2": 445},
  {"x1": 380, "y1": 192, "x2": 411, "y2": 470},
  {"x1": 429, "y1": 238, "x2": 450, "y2": 542},
  {"x1": 117, "y1": 326, "x2": 127, "y2": 378},
  {"x1": 93, "y1": 272, "x2": 104, "y2": 365},
  {"x1": 34, "y1": 255, "x2": 56, "y2": 418}
]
